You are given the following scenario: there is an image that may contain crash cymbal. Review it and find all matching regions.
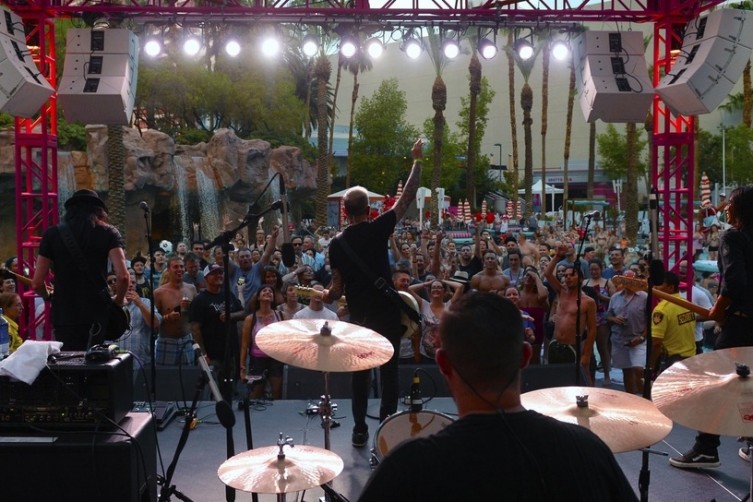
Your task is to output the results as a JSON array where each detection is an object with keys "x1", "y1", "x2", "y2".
[
  {"x1": 255, "y1": 319, "x2": 394, "y2": 372},
  {"x1": 218, "y1": 444, "x2": 343, "y2": 494},
  {"x1": 653, "y1": 347, "x2": 753, "y2": 436},
  {"x1": 521, "y1": 386, "x2": 672, "y2": 453}
]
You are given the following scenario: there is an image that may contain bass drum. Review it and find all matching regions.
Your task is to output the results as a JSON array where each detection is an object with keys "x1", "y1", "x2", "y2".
[{"x1": 371, "y1": 410, "x2": 454, "y2": 466}]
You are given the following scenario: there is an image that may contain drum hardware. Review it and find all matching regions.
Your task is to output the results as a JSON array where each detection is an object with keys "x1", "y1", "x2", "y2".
[
  {"x1": 521, "y1": 386, "x2": 672, "y2": 454},
  {"x1": 218, "y1": 433, "x2": 344, "y2": 501},
  {"x1": 653, "y1": 348, "x2": 753, "y2": 502}
]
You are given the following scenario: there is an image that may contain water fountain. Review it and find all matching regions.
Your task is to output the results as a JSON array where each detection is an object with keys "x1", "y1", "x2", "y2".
[{"x1": 196, "y1": 168, "x2": 222, "y2": 244}]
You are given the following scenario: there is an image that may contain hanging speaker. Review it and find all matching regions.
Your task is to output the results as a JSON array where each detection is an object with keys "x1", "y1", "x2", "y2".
[
  {"x1": 656, "y1": 9, "x2": 753, "y2": 116},
  {"x1": 58, "y1": 28, "x2": 139, "y2": 125},
  {"x1": 0, "y1": 6, "x2": 54, "y2": 117},
  {"x1": 572, "y1": 31, "x2": 654, "y2": 123}
]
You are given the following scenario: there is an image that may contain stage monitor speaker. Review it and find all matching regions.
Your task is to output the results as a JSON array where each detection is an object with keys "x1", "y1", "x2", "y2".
[
  {"x1": 0, "y1": 413, "x2": 157, "y2": 502},
  {"x1": 283, "y1": 365, "x2": 355, "y2": 400},
  {"x1": 0, "y1": 28, "x2": 54, "y2": 117},
  {"x1": 656, "y1": 8, "x2": 753, "y2": 116},
  {"x1": 521, "y1": 364, "x2": 586, "y2": 393},
  {"x1": 58, "y1": 73, "x2": 137, "y2": 124},
  {"x1": 572, "y1": 31, "x2": 653, "y2": 123},
  {"x1": 132, "y1": 365, "x2": 208, "y2": 402}
]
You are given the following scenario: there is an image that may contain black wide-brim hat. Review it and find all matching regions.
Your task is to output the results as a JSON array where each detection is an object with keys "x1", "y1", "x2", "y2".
[{"x1": 64, "y1": 189, "x2": 108, "y2": 212}]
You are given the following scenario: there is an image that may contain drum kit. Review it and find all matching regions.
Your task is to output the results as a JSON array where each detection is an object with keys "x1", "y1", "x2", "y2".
[{"x1": 217, "y1": 318, "x2": 753, "y2": 501}]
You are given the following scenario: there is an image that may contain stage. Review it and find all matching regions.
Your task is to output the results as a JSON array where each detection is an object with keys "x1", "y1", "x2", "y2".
[{"x1": 151, "y1": 395, "x2": 750, "y2": 502}]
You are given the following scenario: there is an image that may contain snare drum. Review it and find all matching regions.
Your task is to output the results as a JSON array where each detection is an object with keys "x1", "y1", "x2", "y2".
[{"x1": 371, "y1": 410, "x2": 454, "y2": 466}]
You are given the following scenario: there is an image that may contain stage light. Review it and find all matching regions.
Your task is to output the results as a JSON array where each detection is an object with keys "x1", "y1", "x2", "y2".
[
  {"x1": 551, "y1": 40, "x2": 569, "y2": 61},
  {"x1": 183, "y1": 36, "x2": 201, "y2": 56},
  {"x1": 261, "y1": 35, "x2": 280, "y2": 58},
  {"x1": 340, "y1": 36, "x2": 358, "y2": 58},
  {"x1": 401, "y1": 36, "x2": 422, "y2": 60},
  {"x1": 302, "y1": 35, "x2": 319, "y2": 57},
  {"x1": 144, "y1": 39, "x2": 162, "y2": 57},
  {"x1": 364, "y1": 38, "x2": 384, "y2": 59},
  {"x1": 225, "y1": 39, "x2": 241, "y2": 57},
  {"x1": 478, "y1": 38, "x2": 497, "y2": 60},
  {"x1": 514, "y1": 39, "x2": 534, "y2": 60},
  {"x1": 443, "y1": 39, "x2": 459, "y2": 59}
]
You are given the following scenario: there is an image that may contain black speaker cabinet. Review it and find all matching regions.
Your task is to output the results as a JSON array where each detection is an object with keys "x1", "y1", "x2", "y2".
[
  {"x1": 0, "y1": 412, "x2": 156, "y2": 502},
  {"x1": 283, "y1": 366, "x2": 356, "y2": 400},
  {"x1": 132, "y1": 364, "x2": 208, "y2": 402},
  {"x1": 521, "y1": 364, "x2": 586, "y2": 393}
]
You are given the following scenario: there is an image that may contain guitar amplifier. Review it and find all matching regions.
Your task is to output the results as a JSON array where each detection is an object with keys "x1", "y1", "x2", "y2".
[{"x1": 0, "y1": 352, "x2": 133, "y2": 431}]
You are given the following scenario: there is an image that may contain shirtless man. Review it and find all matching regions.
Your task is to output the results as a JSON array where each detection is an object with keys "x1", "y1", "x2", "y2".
[
  {"x1": 544, "y1": 244, "x2": 597, "y2": 384},
  {"x1": 154, "y1": 255, "x2": 198, "y2": 365},
  {"x1": 470, "y1": 250, "x2": 509, "y2": 293}
]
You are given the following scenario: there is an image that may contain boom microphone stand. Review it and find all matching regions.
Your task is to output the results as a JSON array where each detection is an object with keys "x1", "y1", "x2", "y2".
[
  {"x1": 572, "y1": 210, "x2": 599, "y2": 385},
  {"x1": 139, "y1": 201, "x2": 158, "y2": 400}
]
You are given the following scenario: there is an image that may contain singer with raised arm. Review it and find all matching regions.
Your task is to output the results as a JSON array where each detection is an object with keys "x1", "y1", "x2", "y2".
[
  {"x1": 322, "y1": 138, "x2": 423, "y2": 448},
  {"x1": 670, "y1": 186, "x2": 753, "y2": 469},
  {"x1": 31, "y1": 189, "x2": 129, "y2": 350},
  {"x1": 358, "y1": 293, "x2": 636, "y2": 501}
]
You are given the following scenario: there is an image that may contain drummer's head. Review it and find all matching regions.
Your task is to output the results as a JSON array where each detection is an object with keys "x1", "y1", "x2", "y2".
[{"x1": 436, "y1": 292, "x2": 530, "y2": 399}]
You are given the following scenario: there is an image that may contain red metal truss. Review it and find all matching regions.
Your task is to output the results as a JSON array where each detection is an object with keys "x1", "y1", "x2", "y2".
[{"x1": 5, "y1": 0, "x2": 724, "y2": 332}]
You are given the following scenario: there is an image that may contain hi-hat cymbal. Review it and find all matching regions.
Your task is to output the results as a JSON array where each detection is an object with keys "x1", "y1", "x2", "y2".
[
  {"x1": 218, "y1": 444, "x2": 344, "y2": 494},
  {"x1": 653, "y1": 347, "x2": 753, "y2": 436},
  {"x1": 521, "y1": 386, "x2": 672, "y2": 453},
  {"x1": 255, "y1": 319, "x2": 394, "y2": 372}
]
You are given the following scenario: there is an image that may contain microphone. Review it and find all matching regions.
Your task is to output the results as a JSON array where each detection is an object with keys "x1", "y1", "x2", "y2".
[
  {"x1": 192, "y1": 343, "x2": 236, "y2": 428},
  {"x1": 139, "y1": 201, "x2": 150, "y2": 213},
  {"x1": 409, "y1": 372, "x2": 423, "y2": 412},
  {"x1": 583, "y1": 210, "x2": 600, "y2": 219}
]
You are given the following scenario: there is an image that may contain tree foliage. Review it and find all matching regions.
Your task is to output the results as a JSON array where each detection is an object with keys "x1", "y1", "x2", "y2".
[
  {"x1": 595, "y1": 123, "x2": 648, "y2": 180},
  {"x1": 698, "y1": 124, "x2": 753, "y2": 186},
  {"x1": 350, "y1": 79, "x2": 419, "y2": 194}
]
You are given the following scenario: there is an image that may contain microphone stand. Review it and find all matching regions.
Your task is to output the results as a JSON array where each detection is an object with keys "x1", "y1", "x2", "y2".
[
  {"x1": 572, "y1": 213, "x2": 596, "y2": 386},
  {"x1": 141, "y1": 204, "x2": 158, "y2": 401},
  {"x1": 207, "y1": 202, "x2": 281, "y2": 502}
]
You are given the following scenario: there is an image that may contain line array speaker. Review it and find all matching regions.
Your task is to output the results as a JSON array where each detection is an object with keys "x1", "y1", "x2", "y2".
[
  {"x1": 572, "y1": 31, "x2": 653, "y2": 123},
  {"x1": 656, "y1": 8, "x2": 753, "y2": 116},
  {"x1": 58, "y1": 28, "x2": 139, "y2": 124},
  {"x1": 0, "y1": 6, "x2": 54, "y2": 117}
]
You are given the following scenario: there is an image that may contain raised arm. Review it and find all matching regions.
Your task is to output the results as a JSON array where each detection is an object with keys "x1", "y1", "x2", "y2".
[{"x1": 392, "y1": 139, "x2": 423, "y2": 221}]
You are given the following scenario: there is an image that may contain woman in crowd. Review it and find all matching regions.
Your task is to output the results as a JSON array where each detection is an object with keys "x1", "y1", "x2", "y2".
[
  {"x1": 518, "y1": 266, "x2": 549, "y2": 365},
  {"x1": 277, "y1": 280, "x2": 305, "y2": 320},
  {"x1": 409, "y1": 278, "x2": 465, "y2": 363},
  {"x1": 240, "y1": 285, "x2": 284, "y2": 399},
  {"x1": 0, "y1": 292, "x2": 24, "y2": 353},
  {"x1": 503, "y1": 286, "x2": 537, "y2": 345},
  {"x1": 582, "y1": 259, "x2": 615, "y2": 385}
]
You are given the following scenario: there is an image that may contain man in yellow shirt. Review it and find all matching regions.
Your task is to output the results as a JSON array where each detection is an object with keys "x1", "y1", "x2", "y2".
[{"x1": 650, "y1": 272, "x2": 697, "y2": 373}]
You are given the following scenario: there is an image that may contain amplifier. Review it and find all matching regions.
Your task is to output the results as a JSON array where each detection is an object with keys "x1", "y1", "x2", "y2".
[{"x1": 0, "y1": 352, "x2": 133, "y2": 430}]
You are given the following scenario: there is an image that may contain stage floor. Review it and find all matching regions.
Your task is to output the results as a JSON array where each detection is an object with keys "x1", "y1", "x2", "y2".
[{"x1": 151, "y1": 392, "x2": 752, "y2": 502}]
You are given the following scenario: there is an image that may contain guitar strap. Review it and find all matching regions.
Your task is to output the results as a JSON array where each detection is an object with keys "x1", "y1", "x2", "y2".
[{"x1": 335, "y1": 236, "x2": 421, "y2": 325}]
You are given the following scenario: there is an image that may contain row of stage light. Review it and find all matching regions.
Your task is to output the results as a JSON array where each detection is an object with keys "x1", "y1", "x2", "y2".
[{"x1": 142, "y1": 29, "x2": 572, "y2": 62}]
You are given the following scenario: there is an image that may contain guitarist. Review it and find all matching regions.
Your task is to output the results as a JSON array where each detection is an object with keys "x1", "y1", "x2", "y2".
[
  {"x1": 32, "y1": 189, "x2": 129, "y2": 350},
  {"x1": 323, "y1": 139, "x2": 423, "y2": 448},
  {"x1": 671, "y1": 186, "x2": 753, "y2": 470}
]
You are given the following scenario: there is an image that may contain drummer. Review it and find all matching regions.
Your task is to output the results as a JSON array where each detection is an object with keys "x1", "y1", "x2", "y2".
[
  {"x1": 671, "y1": 185, "x2": 753, "y2": 469},
  {"x1": 358, "y1": 292, "x2": 636, "y2": 501}
]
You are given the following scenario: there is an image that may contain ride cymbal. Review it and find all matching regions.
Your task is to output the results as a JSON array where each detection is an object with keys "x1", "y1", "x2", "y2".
[
  {"x1": 653, "y1": 347, "x2": 753, "y2": 437},
  {"x1": 521, "y1": 386, "x2": 672, "y2": 453},
  {"x1": 255, "y1": 319, "x2": 394, "y2": 372},
  {"x1": 218, "y1": 444, "x2": 343, "y2": 494}
]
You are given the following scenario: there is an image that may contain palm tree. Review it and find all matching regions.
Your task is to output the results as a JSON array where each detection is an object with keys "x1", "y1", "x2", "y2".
[
  {"x1": 426, "y1": 30, "x2": 449, "y2": 225},
  {"x1": 562, "y1": 60, "x2": 576, "y2": 220},
  {"x1": 314, "y1": 52, "x2": 332, "y2": 226},
  {"x1": 344, "y1": 45, "x2": 374, "y2": 188},
  {"x1": 587, "y1": 122, "x2": 596, "y2": 199},
  {"x1": 107, "y1": 125, "x2": 126, "y2": 239},
  {"x1": 733, "y1": 1, "x2": 753, "y2": 127},
  {"x1": 538, "y1": 32, "x2": 552, "y2": 214},
  {"x1": 505, "y1": 30, "x2": 520, "y2": 219},
  {"x1": 514, "y1": 42, "x2": 539, "y2": 219},
  {"x1": 466, "y1": 43, "x2": 482, "y2": 205},
  {"x1": 624, "y1": 122, "x2": 639, "y2": 242}
]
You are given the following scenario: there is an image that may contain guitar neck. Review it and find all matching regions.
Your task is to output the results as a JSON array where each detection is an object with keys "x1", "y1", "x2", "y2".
[{"x1": 651, "y1": 288, "x2": 710, "y2": 318}]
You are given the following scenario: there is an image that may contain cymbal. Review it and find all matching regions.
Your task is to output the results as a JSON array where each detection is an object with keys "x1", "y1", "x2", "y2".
[
  {"x1": 218, "y1": 444, "x2": 343, "y2": 494},
  {"x1": 255, "y1": 319, "x2": 394, "y2": 372},
  {"x1": 521, "y1": 386, "x2": 672, "y2": 453},
  {"x1": 653, "y1": 347, "x2": 753, "y2": 436}
]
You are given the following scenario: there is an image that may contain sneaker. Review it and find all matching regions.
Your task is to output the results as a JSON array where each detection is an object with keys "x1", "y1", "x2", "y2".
[
  {"x1": 739, "y1": 446, "x2": 751, "y2": 462},
  {"x1": 352, "y1": 430, "x2": 369, "y2": 448},
  {"x1": 669, "y1": 449, "x2": 720, "y2": 469}
]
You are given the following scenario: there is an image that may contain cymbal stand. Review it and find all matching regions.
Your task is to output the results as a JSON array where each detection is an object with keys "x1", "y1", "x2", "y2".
[
  {"x1": 274, "y1": 433, "x2": 295, "y2": 502},
  {"x1": 319, "y1": 372, "x2": 336, "y2": 451}
]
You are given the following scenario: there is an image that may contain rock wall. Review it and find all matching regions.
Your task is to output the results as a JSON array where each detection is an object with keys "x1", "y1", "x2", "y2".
[{"x1": 1, "y1": 127, "x2": 316, "y2": 258}]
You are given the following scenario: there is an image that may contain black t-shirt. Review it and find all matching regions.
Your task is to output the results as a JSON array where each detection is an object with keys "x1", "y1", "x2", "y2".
[
  {"x1": 188, "y1": 289, "x2": 242, "y2": 360},
  {"x1": 359, "y1": 411, "x2": 637, "y2": 502},
  {"x1": 329, "y1": 211, "x2": 400, "y2": 330},
  {"x1": 458, "y1": 255, "x2": 482, "y2": 278},
  {"x1": 39, "y1": 223, "x2": 124, "y2": 327}
]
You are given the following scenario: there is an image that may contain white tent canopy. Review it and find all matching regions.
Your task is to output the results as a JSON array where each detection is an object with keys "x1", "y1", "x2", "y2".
[
  {"x1": 518, "y1": 179, "x2": 562, "y2": 211},
  {"x1": 328, "y1": 188, "x2": 384, "y2": 200}
]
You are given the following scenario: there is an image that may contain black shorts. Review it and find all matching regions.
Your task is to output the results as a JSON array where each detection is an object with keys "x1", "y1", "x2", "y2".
[{"x1": 250, "y1": 355, "x2": 284, "y2": 378}]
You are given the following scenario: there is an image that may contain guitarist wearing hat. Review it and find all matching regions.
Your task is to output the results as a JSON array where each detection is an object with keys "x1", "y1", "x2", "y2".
[{"x1": 32, "y1": 189, "x2": 129, "y2": 350}]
